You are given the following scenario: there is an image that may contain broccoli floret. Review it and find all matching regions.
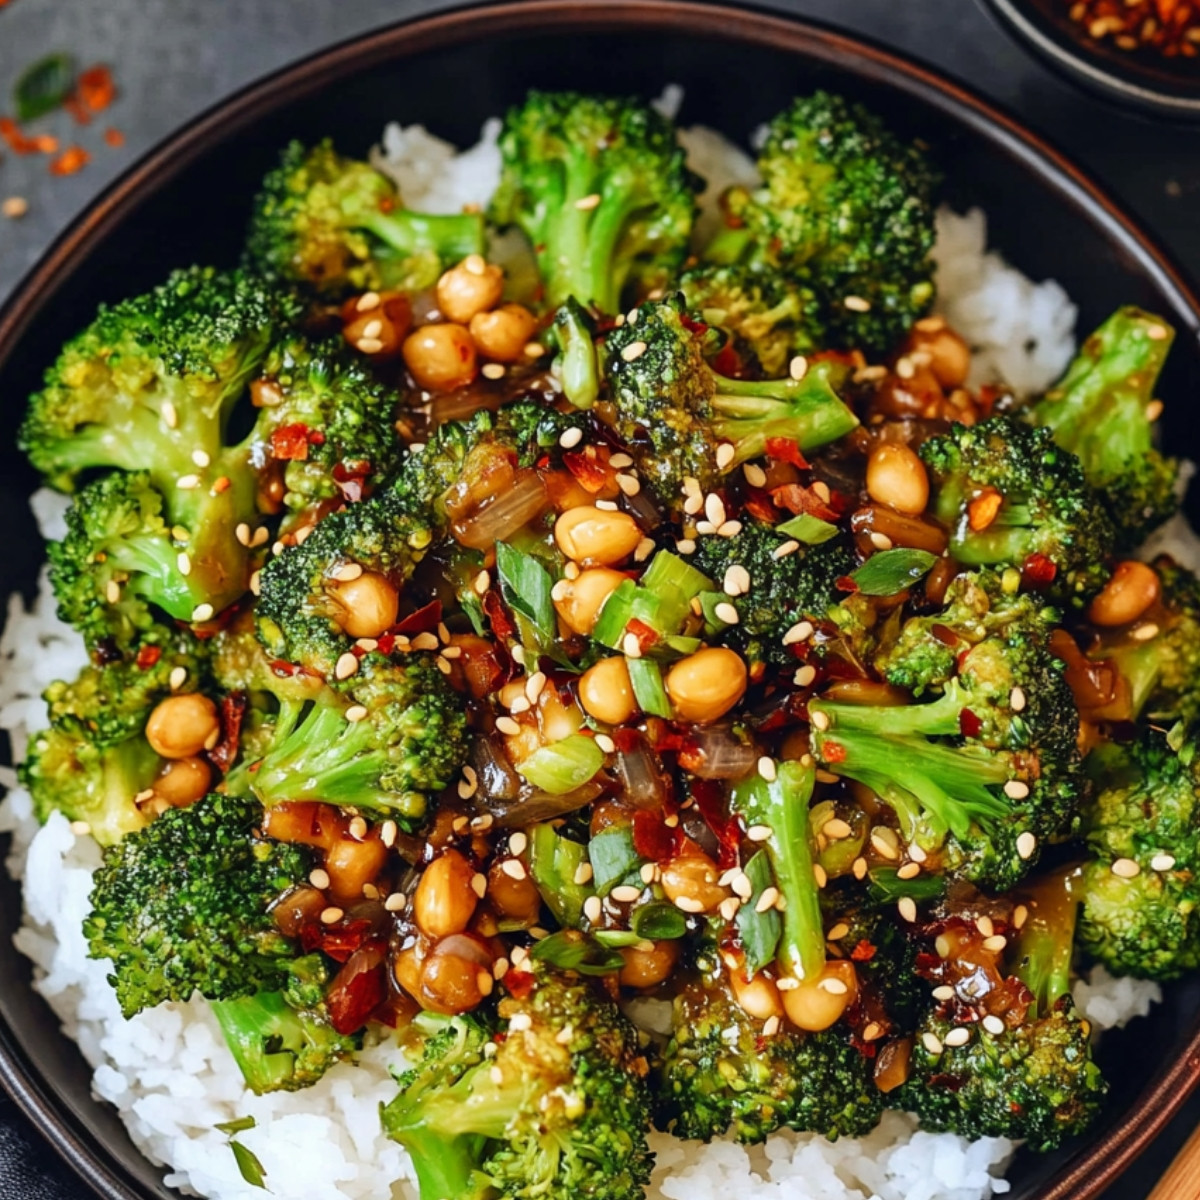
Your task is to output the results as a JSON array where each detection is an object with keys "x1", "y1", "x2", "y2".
[
  {"x1": 810, "y1": 572, "x2": 1085, "y2": 889},
  {"x1": 244, "y1": 652, "x2": 468, "y2": 831},
  {"x1": 657, "y1": 962, "x2": 881, "y2": 1143},
  {"x1": 1030, "y1": 308, "x2": 1179, "y2": 550},
  {"x1": 603, "y1": 296, "x2": 858, "y2": 505},
  {"x1": 382, "y1": 964, "x2": 653, "y2": 1200},
  {"x1": 250, "y1": 336, "x2": 404, "y2": 526},
  {"x1": 678, "y1": 263, "x2": 823, "y2": 378},
  {"x1": 212, "y1": 956, "x2": 358, "y2": 1094},
  {"x1": 20, "y1": 267, "x2": 292, "y2": 632},
  {"x1": 255, "y1": 489, "x2": 433, "y2": 676},
  {"x1": 902, "y1": 873, "x2": 1105, "y2": 1150},
  {"x1": 921, "y1": 416, "x2": 1115, "y2": 606},
  {"x1": 1077, "y1": 727, "x2": 1200, "y2": 980},
  {"x1": 689, "y1": 517, "x2": 856, "y2": 667},
  {"x1": 83, "y1": 792, "x2": 310, "y2": 1017},
  {"x1": 244, "y1": 139, "x2": 485, "y2": 296},
  {"x1": 708, "y1": 92, "x2": 938, "y2": 355},
  {"x1": 489, "y1": 90, "x2": 699, "y2": 313}
]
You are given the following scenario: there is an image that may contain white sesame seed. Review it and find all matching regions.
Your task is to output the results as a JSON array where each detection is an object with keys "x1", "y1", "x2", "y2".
[
  {"x1": 898, "y1": 897, "x2": 918, "y2": 923},
  {"x1": 616, "y1": 473, "x2": 641, "y2": 496},
  {"x1": 191, "y1": 603, "x2": 214, "y2": 622},
  {"x1": 356, "y1": 337, "x2": 384, "y2": 354},
  {"x1": 731, "y1": 872, "x2": 754, "y2": 899},
  {"x1": 523, "y1": 342, "x2": 545, "y2": 359},
  {"x1": 944, "y1": 1027, "x2": 971, "y2": 1047},
  {"x1": 161, "y1": 401, "x2": 178, "y2": 428},
  {"x1": 895, "y1": 356, "x2": 915, "y2": 380},
  {"x1": 762, "y1": 1014, "x2": 781, "y2": 1036},
  {"x1": 574, "y1": 193, "x2": 602, "y2": 210},
  {"x1": 249, "y1": 570, "x2": 262, "y2": 596},
  {"x1": 983, "y1": 1015, "x2": 1006, "y2": 1036},
  {"x1": 410, "y1": 632, "x2": 439, "y2": 651},
  {"x1": 982, "y1": 935, "x2": 1008, "y2": 952},
  {"x1": 1151, "y1": 853, "x2": 1177, "y2": 872},
  {"x1": 1017, "y1": 831, "x2": 1037, "y2": 860},
  {"x1": 723, "y1": 565, "x2": 751, "y2": 596},
  {"x1": 676, "y1": 538, "x2": 696, "y2": 555},
  {"x1": 897, "y1": 862, "x2": 921, "y2": 880},
  {"x1": 496, "y1": 715, "x2": 521, "y2": 736},
  {"x1": 595, "y1": 499, "x2": 619, "y2": 511},
  {"x1": 935, "y1": 934, "x2": 952, "y2": 957},
  {"x1": 755, "y1": 886, "x2": 780, "y2": 913},
  {"x1": 595, "y1": 734, "x2": 616, "y2": 754},
  {"x1": 976, "y1": 915, "x2": 995, "y2": 938},
  {"x1": 758, "y1": 756, "x2": 777, "y2": 782},
  {"x1": 307, "y1": 867, "x2": 331, "y2": 890},
  {"x1": 355, "y1": 291, "x2": 381, "y2": 312},
  {"x1": 345, "y1": 704, "x2": 369, "y2": 723},
  {"x1": 852, "y1": 857, "x2": 867, "y2": 880},
  {"x1": 191, "y1": 449, "x2": 211, "y2": 469},
  {"x1": 921, "y1": 1032, "x2": 944, "y2": 1054},
  {"x1": 674, "y1": 895, "x2": 705, "y2": 913},
  {"x1": 843, "y1": 295, "x2": 871, "y2": 313},
  {"x1": 746, "y1": 825, "x2": 772, "y2": 843},
  {"x1": 932, "y1": 985, "x2": 955, "y2": 1001},
  {"x1": 609, "y1": 453, "x2": 634, "y2": 469},
  {"x1": 622, "y1": 632, "x2": 643, "y2": 658},
  {"x1": 793, "y1": 665, "x2": 817, "y2": 688},
  {"x1": 869, "y1": 532, "x2": 894, "y2": 551},
  {"x1": 715, "y1": 442, "x2": 736, "y2": 470},
  {"x1": 1111, "y1": 857, "x2": 1141, "y2": 879},
  {"x1": 719, "y1": 897, "x2": 741, "y2": 921},
  {"x1": 717, "y1": 520, "x2": 743, "y2": 538},
  {"x1": 435, "y1": 655, "x2": 452, "y2": 675},
  {"x1": 320, "y1": 906, "x2": 344, "y2": 925},
  {"x1": 104, "y1": 579, "x2": 121, "y2": 604},
  {"x1": 1131, "y1": 623, "x2": 1160, "y2": 642},
  {"x1": 634, "y1": 537, "x2": 655, "y2": 563},
  {"x1": 871, "y1": 828, "x2": 900, "y2": 859},
  {"x1": 810, "y1": 709, "x2": 831, "y2": 731},
  {"x1": 331, "y1": 562, "x2": 364, "y2": 582},
  {"x1": 1147, "y1": 324, "x2": 1169, "y2": 341},
  {"x1": 683, "y1": 493, "x2": 704, "y2": 516},
  {"x1": 705, "y1": 494, "x2": 727, "y2": 527},
  {"x1": 818, "y1": 976, "x2": 849, "y2": 995},
  {"x1": 1010, "y1": 687, "x2": 1027, "y2": 712},
  {"x1": 773, "y1": 539, "x2": 802, "y2": 562},
  {"x1": 481, "y1": 362, "x2": 506, "y2": 380},
  {"x1": 1013, "y1": 904, "x2": 1029, "y2": 930},
  {"x1": 574, "y1": 862, "x2": 594, "y2": 886},
  {"x1": 511, "y1": 645, "x2": 526, "y2": 664},
  {"x1": 620, "y1": 340, "x2": 648, "y2": 363},
  {"x1": 583, "y1": 895, "x2": 603, "y2": 924},
  {"x1": 782, "y1": 620, "x2": 814, "y2": 646},
  {"x1": 1004, "y1": 780, "x2": 1031, "y2": 800},
  {"x1": 176, "y1": 474, "x2": 201, "y2": 490},
  {"x1": 640, "y1": 862, "x2": 657, "y2": 885},
  {"x1": 335, "y1": 652, "x2": 360, "y2": 680},
  {"x1": 612, "y1": 885, "x2": 642, "y2": 904},
  {"x1": 501, "y1": 859, "x2": 527, "y2": 880},
  {"x1": 559, "y1": 427, "x2": 584, "y2": 449},
  {"x1": 525, "y1": 671, "x2": 547, "y2": 703},
  {"x1": 1145, "y1": 400, "x2": 1164, "y2": 422},
  {"x1": 442, "y1": 645, "x2": 462, "y2": 660},
  {"x1": 380, "y1": 820, "x2": 397, "y2": 848}
]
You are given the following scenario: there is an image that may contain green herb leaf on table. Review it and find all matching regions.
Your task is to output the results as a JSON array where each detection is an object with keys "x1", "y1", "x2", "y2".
[{"x1": 15, "y1": 52, "x2": 76, "y2": 121}]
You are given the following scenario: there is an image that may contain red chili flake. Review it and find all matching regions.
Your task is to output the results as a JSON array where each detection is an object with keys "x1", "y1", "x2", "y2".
[
  {"x1": 207, "y1": 691, "x2": 247, "y2": 775},
  {"x1": 625, "y1": 617, "x2": 660, "y2": 653},
  {"x1": 210, "y1": 475, "x2": 231, "y2": 494},
  {"x1": 270, "y1": 658, "x2": 302, "y2": 677},
  {"x1": 270, "y1": 423, "x2": 314, "y2": 461},
  {"x1": 1022, "y1": 552, "x2": 1058, "y2": 588},
  {"x1": 680, "y1": 314, "x2": 710, "y2": 338},
  {"x1": 482, "y1": 590, "x2": 517, "y2": 642},
  {"x1": 959, "y1": 708, "x2": 983, "y2": 738},
  {"x1": 1066, "y1": 0, "x2": 1200, "y2": 56},
  {"x1": 314, "y1": 920, "x2": 377, "y2": 964},
  {"x1": 135, "y1": 644, "x2": 162, "y2": 670},
  {"x1": 393, "y1": 599, "x2": 442, "y2": 637},
  {"x1": 765, "y1": 438, "x2": 810, "y2": 470},
  {"x1": 823, "y1": 740, "x2": 847, "y2": 764},
  {"x1": 503, "y1": 970, "x2": 536, "y2": 1001},
  {"x1": 0, "y1": 117, "x2": 43, "y2": 154},
  {"x1": 327, "y1": 950, "x2": 387, "y2": 1035},
  {"x1": 689, "y1": 778, "x2": 742, "y2": 870},
  {"x1": 850, "y1": 940, "x2": 878, "y2": 962},
  {"x1": 709, "y1": 342, "x2": 744, "y2": 377},
  {"x1": 103, "y1": 127, "x2": 124, "y2": 147},
  {"x1": 770, "y1": 483, "x2": 839, "y2": 523},
  {"x1": 632, "y1": 809, "x2": 683, "y2": 862},
  {"x1": 49, "y1": 145, "x2": 90, "y2": 176},
  {"x1": 562, "y1": 449, "x2": 612, "y2": 493},
  {"x1": 742, "y1": 489, "x2": 778, "y2": 524},
  {"x1": 611, "y1": 726, "x2": 644, "y2": 755},
  {"x1": 835, "y1": 575, "x2": 859, "y2": 593},
  {"x1": 76, "y1": 65, "x2": 116, "y2": 113}
]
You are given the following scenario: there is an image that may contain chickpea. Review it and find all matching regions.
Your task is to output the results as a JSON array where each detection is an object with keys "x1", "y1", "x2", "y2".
[
  {"x1": 402, "y1": 322, "x2": 478, "y2": 391},
  {"x1": 729, "y1": 968, "x2": 784, "y2": 1020},
  {"x1": 780, "y1": 961, "x2": 859, "y2": 1032},
  {"x1": 469, "y1": 303, "x2": 539, "y2": 363},
  {"x1": 487, "y1": 860, "x2": 542, "y2": 926},
  {"x1": 330, "y1": 570, "x2": 399, "y2": 639},
  {"x1": 151, "y1": 756, "x2": 211, "y2": 808},
  {"x1": 538, "y1": 684, "x2": 582, "y2": 744},
  {"x1": 145, "y1": 694, "x2": 220, "y2": 759},
  {"x1": 420, "y1": 944, "x2": 487, "y2": 1015},
  {"x1": 393, "y1": 944, "x2": 423, "y2": 998},
  {"x1": 866, "y1": 443, "x2": 930, "y2": 515},
  {"x1": 342, "y1": 292, "x2": 412, "y2": 359},
  {"x1": 619, "y1": 939, "x2": 680, "y2": 989},
  {"x1": 665, "y1": 647, "x2": 748, "y2": 724},
  {"x1": 554, "y1": 506, "x2": 642, "y2": 566},
  {"x1": 436, "y1": 256, "x2": 504, "y2": 324},
  {"x1": 578, "y1": 657, "x2": 637, "y2": 725},
  {"x1": 1088, "y1": 560, "x2": 1161, "y2": 628},
  {"x1": 325, "y1": 834, "x2": 388, "y2": 906},
  {"x1": 553, "y1": 567, "x2": 625, "y2": 636},
  {"x1": 660, "y1": 850, "x2": 729, "y2": 914},
  {"x1": 413, "y1": 848, "x2": 479, "y2": 938},
  {"x1": 910, "y1": 322, "x2": 971, "y2": 389}
]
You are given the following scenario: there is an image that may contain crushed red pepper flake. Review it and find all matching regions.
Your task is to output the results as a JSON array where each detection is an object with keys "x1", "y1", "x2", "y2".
[
  {"x1": 104, "y1": 126, "x2": 124, "y2": 147},
  {"x1": 49, "y1": 144, "x2": 90, "y2": 175},
  {"x1": 1066, "y1": 0, "x2": 1200, "y2": 55}
]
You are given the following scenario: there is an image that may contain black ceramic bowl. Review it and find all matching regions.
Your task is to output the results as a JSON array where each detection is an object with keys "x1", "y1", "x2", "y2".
[
  {"x1": 2, "y1": 3, "x2": 1200, "y2": 1198},
  {"x1": 980, "y1": 0, "x2": 1200, "y2": 120}
]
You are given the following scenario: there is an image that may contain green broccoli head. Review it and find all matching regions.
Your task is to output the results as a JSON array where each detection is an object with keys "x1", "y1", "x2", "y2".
[
  {"x1": 250, "y1": 336, "x2": 404, "y2": 526},
  {"x1": 1030, "y1": 307, "x2": 1179, "y2": 550},
  {"x1": 690, "y1": 517, "x2": 856, "y2": 667},
  {"x1": 245, "y1": 652, "x2": 469, "y2": 831},
  {"x1": 255, "y1": 489, "x2": 433, "y2": 677},
  {"x1": 921, "y1": 416, "x2": 1116, "y2": 606},
  {"x1": 710, "y1": 91, "x2": 938, "y2": 355},
  {"x1": 489, "y1": 90, "x2": 699, "y2": 313},
  {"x1": 657, "y1": 963, "x2": 881, "y2": 1144},
  {"x1": 678, "y1": 262, "x2": 824, "y2": 378},
  {"x1": 1078, "y1": 727, "x2": 1200, "y2": 980},
  {"x1": 83, "y1": 792, "x2": 310, "y2": 1016},
  {"x1": 382, "y1": 964, "x2": 654, "y2": 1200},
  {"x1": 244, "y1": 139, "x2": 485, "y2": 296}
]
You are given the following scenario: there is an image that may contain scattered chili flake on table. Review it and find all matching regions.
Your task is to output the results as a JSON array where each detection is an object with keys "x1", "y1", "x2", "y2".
[
  {"x1": 49, "y1": 144, "x2": 89, "y2": 175},
  {"x1": 1067, "y1": 0, "x2": 1200, "y2": 56},
  {"x1": 103, "y1": 126, "x2": 124, "y2": 147}
]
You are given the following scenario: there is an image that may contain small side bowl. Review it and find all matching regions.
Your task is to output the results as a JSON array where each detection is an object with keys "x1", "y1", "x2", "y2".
[{"x1": 980, "y1": 0, "x2": 1200, "y2": 119}]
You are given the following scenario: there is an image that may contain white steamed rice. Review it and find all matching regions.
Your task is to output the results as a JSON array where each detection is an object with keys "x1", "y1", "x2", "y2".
[{"x1": 0, "y1": 105, "x2": 1182, "y2": 1200}]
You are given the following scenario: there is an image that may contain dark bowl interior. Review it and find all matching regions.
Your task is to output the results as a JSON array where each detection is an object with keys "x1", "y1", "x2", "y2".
[
  {"x1": 2, "y1": 4, "x2": 1200, "y2": 1199},
  {"x1": 981, "y1": 0, "x2": 1200, "y2": 117}
]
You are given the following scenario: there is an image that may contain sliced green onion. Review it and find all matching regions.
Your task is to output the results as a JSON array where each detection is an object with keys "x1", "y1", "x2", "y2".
[
  {"x1": 736, "y1": 850, "x2": 781, "y2": 974},
  {"x1": 588, "y1": 823, "x2": 643, "y2": 896},
  {"x1": 631, "y1": 901, "x2": 688, "y2": 941},
  {"x1": 777, "y1": 512, "x2": 839, "y2": 544},
  {"x1": 850, "y1": 548, "x2": 938, "y2": 596},
  {"x1": 516, "y1": 734, "x2": 604, "y2": 795},
  {"x1": 531, "y1": 930, "x2": 624, "y2": 974},
  {"x1": 626, "y1": 656, "x2": 672, "y2": 718},
  {"x1": 528, "y1": 823, "x2": 591, "y2": 927}
]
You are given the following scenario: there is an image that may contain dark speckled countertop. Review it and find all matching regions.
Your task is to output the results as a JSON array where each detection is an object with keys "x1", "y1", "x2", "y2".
[{"x1": 1, "y1": 1, "x2": 1198, "y2": 1196}]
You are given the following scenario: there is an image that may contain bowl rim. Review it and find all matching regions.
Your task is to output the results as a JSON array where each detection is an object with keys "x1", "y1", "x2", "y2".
[
  {"x1": 979, "y1": 0, "x2": 1200, "y2": 119},
  {"x1": 2, "y1": 2, "x2": 1200, "y2": 1198}
]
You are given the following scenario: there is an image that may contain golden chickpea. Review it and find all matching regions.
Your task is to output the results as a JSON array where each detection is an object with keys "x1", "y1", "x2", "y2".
[
  {"x1": 393, "y1": 944, "x2": 423, "y2": 998},
  {"x1": 729, "y1": 968, "x2": 784, "y2": 1020},
  {"x1": 402, "y1": 322, "x2": 478, "y2": 391},
  {"x1": 436, "y1": 256, "x2": 505, "y2": 324},
  {"x1": 554, "y1": 567, "x2": 625, "y2": 636},
  {"x1": 554, "y1": 506, "x2": 642, "y2": 566},
  {"x1": 537, "y1": 685, "x2": 582, "y2": 744},
  {"x1": 1088, "y1": 560, "x2": 1161, "y2": 628},
  {"x1": 619, "y1": 940, "x2": 680, "y2": 989},
  {"x1": 330, "y1": 570, "x2": 399, "y2": 639},
  {"x1": 413, "y1": 849, "x2": 479, "y2": 939},
  {"x1": 145, "y1": 694, "x2": 221, "y2": 760},
  {"x1": 420, "y1": 944, "x2": 487, "y2": 1015},
  {"x1": 665, "y1": 648, "x2": 748, "y2": 724},
  {"x1": 911, "y1": 323, "x2": 971, "y2": 388},
  {"x1": 487, "y1": 860, "x2": 542, "y2": 926},
  {"x1": 325, "y1": 834, "x2": 388, "y2": 906},
  {"x1": 151, "y1": 756, "x2": 211, "y2": 807},
  {"x1": 780, "y1": 961, "x2": 859, "y2": 1032},
  {"x1": 660, "y1": 850, "x2": 729, "y2": 914},
  {"x1": 469, "y1": 304, "x2": 539, "y2": 363},
  {"x1": 866, "y1": 443, "x2": 930, "y2": 516},
  {"x1": 578, "y1": 657, "x2": 637, "y2": 725}
]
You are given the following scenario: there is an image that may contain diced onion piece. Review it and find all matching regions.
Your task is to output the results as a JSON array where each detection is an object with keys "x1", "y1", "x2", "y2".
[
  {"x1": 452, "y1": 471, "x2": 549, "y2": 550},
  {"x1": 682, "y1": 725, "x2": 759, "y2": 780}
]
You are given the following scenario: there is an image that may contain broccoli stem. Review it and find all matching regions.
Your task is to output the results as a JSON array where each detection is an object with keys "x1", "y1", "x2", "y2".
[
  {"x1": 1011, "y1": 869, "x2": 1080, "y2": 1015},
  {"x1": 358, "y1": 209, "x2": 485, "y2": 263},
  {"x1": 212, "y1": 992, "x2": 316, "y2": 1094},
  {"x1": 702, "y1": 224, "x2": 754, "y2": 266},
  {"x1": 552, "y1": 297, "x2": 600, "y2": 410},
  {"x1": 732, "y1": 759, "x2": 825, "y2": 981}
]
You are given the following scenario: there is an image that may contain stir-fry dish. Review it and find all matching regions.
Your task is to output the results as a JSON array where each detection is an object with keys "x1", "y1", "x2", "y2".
[{"x1": 14, "y1": 88, "x2": 1199, "y2": 1198}]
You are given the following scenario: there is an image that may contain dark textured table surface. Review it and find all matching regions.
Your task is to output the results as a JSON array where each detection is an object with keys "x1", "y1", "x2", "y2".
[{"x1": 1, "y1": 0, "x2": 1199, "y2": 1197}]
